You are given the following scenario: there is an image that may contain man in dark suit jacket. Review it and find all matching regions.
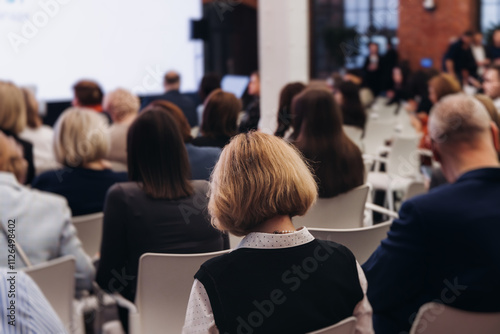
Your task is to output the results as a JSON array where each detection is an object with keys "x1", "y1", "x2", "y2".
[
  {"x1": 141, "y1": 71, "x2": 198, "y2": 127},
  {"x1": 362, "y1": 93, "x2": 500, "y2": 333}
]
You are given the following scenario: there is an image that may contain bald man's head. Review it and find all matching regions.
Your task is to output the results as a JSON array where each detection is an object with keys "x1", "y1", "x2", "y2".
[
  {"x1": 429, "y1": 94, "x2": 492, "y2": 148},
  {"x1": 164, "y1": 71, "x2": 180, "y2": 92}
]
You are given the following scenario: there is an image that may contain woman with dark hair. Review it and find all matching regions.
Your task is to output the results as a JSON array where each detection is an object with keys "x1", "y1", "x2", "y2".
[
  {"x1": 335, "y1": 81, "x2": 367, "y2": 132},
  {"x1": 96, "y1": 106, "x2": 227, "y2": 332},
  {"x1": 198, "y1": 72, "x2": 222, "y2": 102},
  {"x1": 292, "y1": 88, "x2": 364, "y2": 198},
  {"x1": 274, "y1": 82, "x2": 306, "y2": 138},
  {"x1": 148, "y1": 99, "x2": 221, "y2": 180},
  {"x1": 192, "y1": 89, "x2": 241, "y2": 148}
]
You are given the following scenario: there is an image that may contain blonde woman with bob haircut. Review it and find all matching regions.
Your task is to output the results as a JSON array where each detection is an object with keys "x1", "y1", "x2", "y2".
[
  {"x1": 32, "y1": 108, "x2": 127, "y2": 216},
  {"x1": 0, "y1": 81, "x2": 35, "y2": 184},
  {"x1": 183, "y1": 132, "x2": 373, "y2": 334}
]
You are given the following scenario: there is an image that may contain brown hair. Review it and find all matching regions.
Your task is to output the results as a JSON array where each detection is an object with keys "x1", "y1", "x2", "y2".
[
  {"x1": 209, "y1": 132, "x2": 317, "y2": 236},
  {"x1": 73, "y1": 80, "x2": 103, "y2": 106},
  {"x1": 147, "y1": 100, "x2": 193, "y2": 143},
  {"x1": 22, "y1": 88, "x2": 42, "y2": 129},
  {"x1": 274, "y1": 82, "x2": 306, "y2": 138},
  {"x1": 291, "y1": 88, "x2": 364, "y2": 198},
  {"x1": 127, "y1": 106, "x2": 193, "y2": 199},
  {"x1": 201, "y1": 89, "x2": 241, "y2": 138},
  {"x1": 428, "y1": 73, "x2": 461, "y2": 101}
]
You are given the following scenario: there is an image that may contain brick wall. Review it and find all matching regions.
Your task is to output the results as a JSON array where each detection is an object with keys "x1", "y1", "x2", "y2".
[{"x1": 398, "y1": 0, "x2": 479, "y2": 71}]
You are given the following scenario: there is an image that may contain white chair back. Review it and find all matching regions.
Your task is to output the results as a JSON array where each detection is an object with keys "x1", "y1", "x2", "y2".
[
  {"x1": 386, "y1": 135, "x2": 421, "y2": 178},
  {"x1": 294, "y1": 185, "x2": 369, "y2": 229},
  {"x1": 403, "y1": 181, "x2": 427, "y2": 201},
  {"x1": 72, "y1": 212, "x2": 104, "y2": 258},
  {"x1": 24, "y1": 255, "x2": 76, "y2": 332},
  {"x1": 307, "y1": 317, "x2": 357, "y2": 334},
  {"x1": 133, "y1": 250, "x2": 231, "y2": 334},
  {"x1": 343, "y1": 125, "x2": 364, "y2": 152},
  {"x1": 363, "y1": 121, "x2": 395, "y2": 156},
  {"x1": 229, "y1": 233, "x2": 244, "y2": 249},
  {"x1": 308, "y1": 221, "x2": 391, "y2": 263},
  {"x1": 410, "y1": 302, "x2": 500, "y2": 334}
]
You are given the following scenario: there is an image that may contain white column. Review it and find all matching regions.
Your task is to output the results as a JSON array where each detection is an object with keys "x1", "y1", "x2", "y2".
[{"x1": 257, "y1": 0, "x2": 309, "y2": 134}]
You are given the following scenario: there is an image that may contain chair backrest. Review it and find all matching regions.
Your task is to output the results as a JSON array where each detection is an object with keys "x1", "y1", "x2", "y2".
[
  {"x1": 308, "y1": 221, "x2": 391, "y2": 263},
  {"x1": 410, "y1": 302, "x2": 500, "y2": 334},
  {"x1": 109, "y1": 161, "x2": 128, "y2": 172},
  {"x1": 307, "y1": 317, "x2": 357, "y2": 334},
  {"x1": 402, "y1": 181, "x2": 427, "y2": 201},
  {"x1": 363, "y1": 121, "x2": 395, "y2": 156},
  {"x1": 72, "y1": 212, "x2": 104, "y2": 258},
  {"x1": 294, "y1": 185, "x2": 369, "y2": 229},
  {"x1": 229, "y1": 233, "x2": 244, "y2": 249},
  {"x1": 135, "y1": 250, "x2": 231, "y2": 334},
  {"x1": 386, "y1": 135, "x2": 420, "y2": 178},
  {"x1": 343, "y1": 125, "x2": 364, "y2": 152},
  {"x1": 24, "y1": 255, "x2": 76, "y2": 331}
]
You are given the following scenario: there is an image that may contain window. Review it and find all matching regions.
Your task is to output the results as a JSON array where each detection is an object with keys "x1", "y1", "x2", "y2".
[{"x1": 481, "y1": 0, "x2": 500, "y2": 33}]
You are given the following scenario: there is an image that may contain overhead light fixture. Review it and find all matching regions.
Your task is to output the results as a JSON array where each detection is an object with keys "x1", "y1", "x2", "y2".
[{"x1": 423, "y1": 0, "x2": 436, "y2": 11}]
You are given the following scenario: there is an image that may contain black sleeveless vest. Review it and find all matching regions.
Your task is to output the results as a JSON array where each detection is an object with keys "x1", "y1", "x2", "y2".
[{"x1": 195, "y1": 239, "x2": 364, "y2": 334}]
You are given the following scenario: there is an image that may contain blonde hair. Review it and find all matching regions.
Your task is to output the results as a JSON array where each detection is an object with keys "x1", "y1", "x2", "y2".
[
  {"x1": 103, "y1": 88, "x2": 140, "y2": 122},
  {"x1": 0, "y1": 81, "x2": 27, "y2": 134},
  {"x1": 54, "y1": 107, "x2": 110, "y2": 167},
  {"x1": 209, "y1": 132, "x2": 318, "y2": 236},
  {"x1": 0, "y1": 132, "x2": 28, "y2": 183},
  {"x1": 428, "y1": 73, "x2": 461, "y2": 101}
]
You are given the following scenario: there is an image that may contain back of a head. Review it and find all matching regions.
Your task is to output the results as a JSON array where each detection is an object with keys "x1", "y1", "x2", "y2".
[
  {"x1": 429, "y1": 94, "x2": 493, "y2": 151},
  {"x1": 147, "y1": 100, "x2": 192, "y2": 142},
  {"x1": 0, "y1": 131, "x2": 28, "y2": 183},
  {"x1": 73, "y1": 80, "x2": 103, "y2": 107},
  {"x1": 0, "y1": 81, "x2": 27, "y2": 135},
  {"x1": 21, "y1": 88, "x2": 41, "y2": 129},
  {"x1": 127, "y1": 106, "x2": 193, "y2": 199},
  {"x1": 209, "y1": 132, "x2": 317, "y2": 236},
  {"x1": 428, "y1": 73, "x2": 462, "y2": 101},
  {"x1": 475, "y1": 94, "x2": 500, "y2": 131},
  {"x1": 338, "y1": 81, "x2": 366, "y2": 130},
  {"x1": 292, "y1": 88, "x2": 343, "y2": 142},
  {"x1": 201, "y1": 89, "x2": 241, "y2": 138},
  {"x1": 275, "y1": 82, "x2": 306, "y2": 137},
  {"x1": 54, "y1": 107, "x2": 109, "y2": 167},
  {"x1": 164, "y1": 71, "x2": 181, "y2": 90},
  {"x1": 103, "y1": 88, "x2": 140, "y2": 122},
  {"x1": 199, "y1": 73, "x2": 222, "y2": 101}
]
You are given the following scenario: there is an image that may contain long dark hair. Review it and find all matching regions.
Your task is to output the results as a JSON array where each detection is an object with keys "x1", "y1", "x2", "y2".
[
  {"x1": 338, "y1": 81, "x2": 366, "y2": 131},
  {"x1": 201, "y1": 89, "x2": 241, "y2": 138},
  {"x1": 274, "y1": 82, "x2": 306, "y2": 137},
  {"x1": 127, "y1": 106, "x2": 193, "y2": 199},
  {"x1": 292, "y1": 88, "x2": 364, "y2": 198}
]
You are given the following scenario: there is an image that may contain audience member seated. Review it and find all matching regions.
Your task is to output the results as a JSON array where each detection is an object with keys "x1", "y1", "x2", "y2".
[
  {"x1": 141, "y1": 71, "x2": 198, "y2": 127},
  {"x1": 291, "y1": 88, "x2": 364, "y2": 198},
  {"x1": 418, "y1": 73, "x2": 461, "y2": 152},
  {"x1": 183, "y1": 132, "x2": 373, "y2": 334},
  {"x1": 0, "y1": 269, "x2": 66, "y2": 333},
  {"x1": 147, "y1": 100, "x2": 221, "y2": 180},
  {"x1": 238, "y1": 71, "x2": 260, "y2": 133},
  {"x1": 386, "y1": 62, "x2": 412, "y2": 105},
  {"x1": 335, "y1": 81, "x2": 367, "y2": 133},
  {"x1": 19, "y1": 88, "x2": 60, "y2": 175},
  {"x1": 32, "y1": 108, "x2": 127, "y2": 216},
  {"x1": 486, "y1": 28, "x2": 500, "y2": 64},
  {"x1": 197, "y1": 72, "x2": 222, "y2": 126},
  {"x1": 192, "y1": 89, "x2": 241, "y2": 148},
  {"x1": 442, "y1": 30, "x2": 476, "y2": 84},
  {"x1": 0, "y1": 131, "x2": 94, "y2": 292},
  {"x1": 344, "y1": 69, "x2": 375, "y2": 108},
  {"x1": 0, "y1": 81, "x2": 35, "y2": 184},
  {"x1": 482, "y1": 65, "x2": 500, "y2": 112},
  {"x1": 274, "y1": 82, "x2": 306, "y2": 138},
  {"x1": 363, "y1": 94, "x2": 500, "y2": 333},
  {"x1": 406, "y1": 69, "x2": 439, "y2": 115},
  {"x1": 97, "y1": 106, "x2": 227, "y2": 332},
  {"x1": 72, "y1": 79, "x2": 105, "y2": 113},
  {"x1": 103, "y1": 88, "x2": 140, "y2": 164}
]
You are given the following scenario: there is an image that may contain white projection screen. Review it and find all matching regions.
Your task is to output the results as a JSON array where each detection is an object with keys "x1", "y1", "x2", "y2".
[{"x1": 0, "y1": 0, "x2": 204, "y2": 101}]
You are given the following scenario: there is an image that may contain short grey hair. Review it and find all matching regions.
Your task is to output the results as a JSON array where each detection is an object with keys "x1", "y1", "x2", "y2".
[
  {"x1": 429, "y1": 93, "x2": 492, "y2": 146},
  {"x1": 54, "y1": 107, "x2": 110, "y2": 167}
]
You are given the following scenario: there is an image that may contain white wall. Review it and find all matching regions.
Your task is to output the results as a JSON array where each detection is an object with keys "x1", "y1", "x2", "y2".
[{"x1": 257, "y1": 0, "x2": 309, "y2": 134}]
